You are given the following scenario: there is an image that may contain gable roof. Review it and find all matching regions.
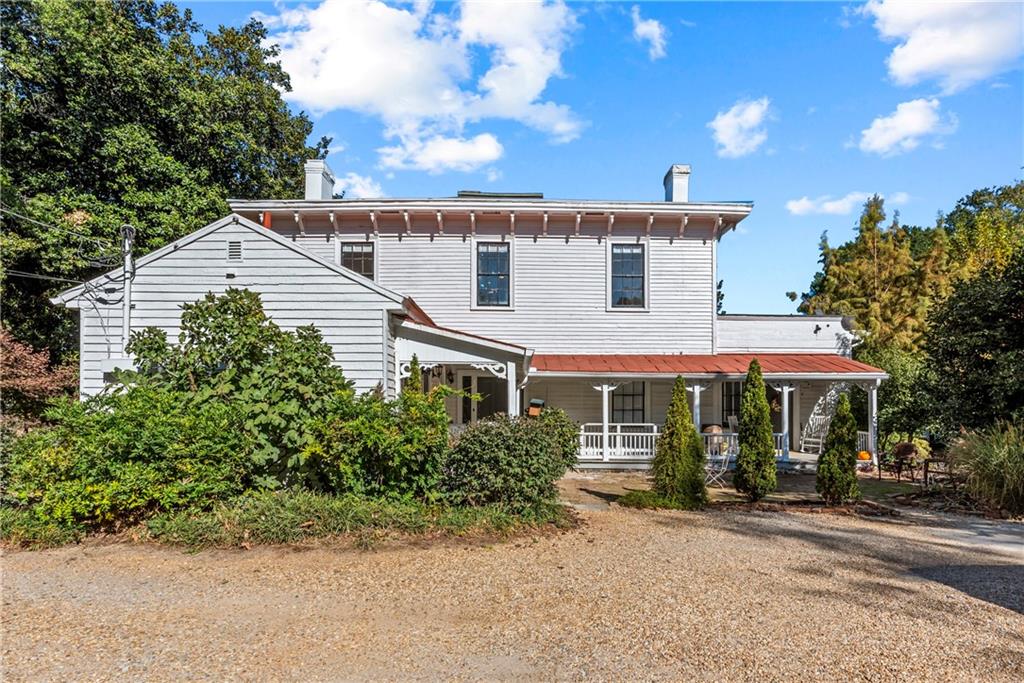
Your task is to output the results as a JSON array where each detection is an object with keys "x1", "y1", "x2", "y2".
[{"x1": 52, "y1": 213, "x2": 408, "y2": 307}]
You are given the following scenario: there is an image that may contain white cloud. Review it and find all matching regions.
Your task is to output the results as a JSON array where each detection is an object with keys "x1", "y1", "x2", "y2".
[
  {"x1": 860, "y1": 0, "x2": 1024, "y2": 93},
  {"x1": 631, "y1": 6, "x2": 667, "y2": 60},
  {"x1": 785, "y1": 191, "x2": 909, "y2": 216},
  {"x1": 707, "y1": 97, "x2": 771, "y2": 158},
  {"x1": 260, "y1": 0, "x2": 581, "y2": 173},
  {"x1": 378, "y1": 132, "x2": 503, "y2": 173},
  {"x1": 858, "y1": 98, "x2": 957, "y2": 156},
  {"x1": 888, "y1": 191, "x2": 910, "y2": 205},
  {"x1": 334, "y1": 172, "x2": 385, "y2": 199}
]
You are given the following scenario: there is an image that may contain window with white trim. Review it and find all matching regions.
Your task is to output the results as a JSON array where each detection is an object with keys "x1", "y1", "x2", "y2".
[
  {"x1": 611, "y1": 381, "x2": 646, "y2": 423},
  {"x1": 340, "y1": 242, "x2": 374, "y2": 279},
  {"x1": 610, "y1": 243, "x2": 645, "y2": 308},
  {"x1": 476, "y1": 242, "x2": 510, "y2": 307}
]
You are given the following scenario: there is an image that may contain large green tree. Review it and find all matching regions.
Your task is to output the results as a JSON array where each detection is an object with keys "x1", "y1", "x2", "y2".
[
  {"x1": 788, "y1": 196, "x2": 952, "y2": 353},
  {"x1": 925, "y1": 247, "x2": 1024, "y2": 435},
  {"x1": 0, "y1": 0, "x2": 327, "y2": 357},
  {"x1": 945, "y1": 182, "x2": 1024, "y2": 278}
]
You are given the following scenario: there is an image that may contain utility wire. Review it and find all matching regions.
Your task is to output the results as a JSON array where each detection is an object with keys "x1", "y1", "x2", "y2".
[
  {"x1": 0, "y1": 205, "x2": 114, "y2": 245},
  {"x1": 4, "y1": 269, "x2": 84, "y2": 284}
]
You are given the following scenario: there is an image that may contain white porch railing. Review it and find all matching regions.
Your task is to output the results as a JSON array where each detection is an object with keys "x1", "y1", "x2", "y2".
[
  {"x1": 857, "y1": 431, "x2": 871, "y2": 453},
  {"x1": 580, "y1": 425, "x2": 789, "y2": 463},
  {"x1": 579, "y1": 423, "x2": 661, "y2": 461}
]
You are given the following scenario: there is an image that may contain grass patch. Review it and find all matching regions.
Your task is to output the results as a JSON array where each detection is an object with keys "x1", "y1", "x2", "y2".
[
  {"x1": 617, "y1": 489, "x2": 700, "y2": 511},
  {"x1": 145, "y1": 491, "x2": 573, "y2": 548},
  {"x1": 0, "y1": 506, "x2": 84, "y2": 548},
  {"x1": 857, "y1": 476, "x2": 917, "y2": 503}
]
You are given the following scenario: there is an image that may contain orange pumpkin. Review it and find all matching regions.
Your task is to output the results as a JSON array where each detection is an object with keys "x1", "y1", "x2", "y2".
[{"x1": 857, "y1": 450, "x2": 872, "y2": 461}]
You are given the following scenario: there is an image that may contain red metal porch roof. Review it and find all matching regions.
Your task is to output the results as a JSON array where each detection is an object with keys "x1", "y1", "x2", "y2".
[{"x1": 530, "y1": 353, "x2": 885, "y2": 376}]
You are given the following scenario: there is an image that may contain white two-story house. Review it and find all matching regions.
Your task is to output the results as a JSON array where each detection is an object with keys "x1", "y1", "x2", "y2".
[{"x1": 54, "y1": 161, "x2": 886, "y2": 467}]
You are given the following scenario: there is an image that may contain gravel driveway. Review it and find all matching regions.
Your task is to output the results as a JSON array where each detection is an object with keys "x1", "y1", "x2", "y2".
[{"x1": 3, "y1": 506, "x2": 1022, "y2": 681}]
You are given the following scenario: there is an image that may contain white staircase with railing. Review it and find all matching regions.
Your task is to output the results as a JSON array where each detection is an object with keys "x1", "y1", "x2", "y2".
[{"x1": 798, "y1": 382, "x2": 848, "y2": 454}]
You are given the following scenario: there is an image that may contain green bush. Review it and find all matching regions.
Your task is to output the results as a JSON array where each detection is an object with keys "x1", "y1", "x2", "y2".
[
  {"x1": 300, "y1": 367, "x2": 452, "y2": 499},
  {"x1": 816, "y1": 394, "x2": 861, "y2": 505},
  {"x1": 650, "y1": 376, "x2": 707, "y2": 509},
  {"x1": 124, "y1": 288, "x2": 353, "y2": 486},
  {"x1": 443, "y1": 408, "x2": 578, "y2": 511},
  {"x1": 3, "y1": 387, "x2": 256, "y2": 527},
  {"x1": 950, "y1": 420, "x2": 1024, "y2": 515},
  {"x1": 733, "y1": 358, "x2": 777, "y2": 501}
]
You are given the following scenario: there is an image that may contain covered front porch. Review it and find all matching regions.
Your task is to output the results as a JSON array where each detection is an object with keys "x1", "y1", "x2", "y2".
[{"x1": 526, "y1": 353, "x2": 887, "y2": 469}]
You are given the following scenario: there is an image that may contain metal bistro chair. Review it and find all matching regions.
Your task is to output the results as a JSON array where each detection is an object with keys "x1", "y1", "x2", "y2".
[{"x1": 704, "y1": 426, "x2": 731, "y2": 488}]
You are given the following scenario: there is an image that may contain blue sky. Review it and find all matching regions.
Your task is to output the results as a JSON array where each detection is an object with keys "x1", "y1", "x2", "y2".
[{"x1": 182, "y1": 1, "x2": 1022, "y2": 313}]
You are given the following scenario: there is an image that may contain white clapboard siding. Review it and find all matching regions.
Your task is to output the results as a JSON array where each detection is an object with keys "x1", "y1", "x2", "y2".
[
  {"x1": 75, "y1": 221, "x2": 398, "y2": 396},
  {"x1": 717, "y1": 315, "x2": 853, "y2": 354},
  {"x1": 375, "y1": 234, "x2": 714, "y2": 353}
]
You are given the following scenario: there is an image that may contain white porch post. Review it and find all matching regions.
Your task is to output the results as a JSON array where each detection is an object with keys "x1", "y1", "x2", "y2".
[
  {"x1": 505, "y1": 361, "x2": 519, "y2": 417},
  {"x1": 688, "y1": 384, "x2": 703, "y2": 432},
  {"x1": 601, "y1": 384, "x2": 611, "y2": 462},
  {"x1": 779, "y1": 385, "x2": 793, "y2": 463},
  {"x1": 867, "y1": 380, "x2": 879, "y2": 466}
]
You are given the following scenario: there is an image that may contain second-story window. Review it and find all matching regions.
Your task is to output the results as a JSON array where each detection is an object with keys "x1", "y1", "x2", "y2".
[
  {"x1": 340, "y1": 242, "x2": 374, "y2": 279},
  {"x1": 610, "y1": 243, "x2": 645, "y2": 308},
  {"x1": 476, "y1": 242, "x2": 510, "y2": 307}
]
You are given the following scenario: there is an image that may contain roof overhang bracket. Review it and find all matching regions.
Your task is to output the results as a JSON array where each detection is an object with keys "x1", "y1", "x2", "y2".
[
  {"x1": 678, "y1": 213, "x2": 689, "y2": 238},
  {"x1": 509, "y1": 211, "x2": 516, "y2": 236},
  {"x1": 369, "y1": 211, "x2": 379, "y2": 236},
  {"x1": 646, "y1": 213, "x2": 654, "y2": 237},
  {"x1": 607, "y1": 212, "x2": 615, "y2": 235},
  {"x1": 574, "y1": 212, "x2": 581, "y2": 236},
  {"x1": 542, "y1": 211, "x2": 549, "y2": 236},
  {"x1": 294, "y1": 211, "x2": 305, "y2": 236},
  {"x1": 436, "y1": 211, "x2": 444, "y2": 234},
  {"x1": 403, "y1": 211, "x2": 411, "y2": 236},
  {"x1": 329, "y1": 211, "x2": 338, "y2": 235},
  {"x1": 469, "y1": 211, "x2": 477, "y2": 236}
]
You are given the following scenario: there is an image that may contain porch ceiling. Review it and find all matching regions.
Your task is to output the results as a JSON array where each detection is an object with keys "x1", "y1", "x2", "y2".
[{"x1": 529, "y1": 353, "x2": 887, "y2": 380}]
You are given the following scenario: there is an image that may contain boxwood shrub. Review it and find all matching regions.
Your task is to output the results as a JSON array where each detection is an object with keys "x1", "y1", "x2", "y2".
[{"x1": 443, "y1": 408, "x2": 578, "y2": 511}]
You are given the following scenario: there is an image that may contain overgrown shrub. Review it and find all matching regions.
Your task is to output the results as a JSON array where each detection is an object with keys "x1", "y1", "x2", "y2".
[
  {"x1": 443, "y1": 408, "x2": 578, "y2": 511},
  {"x1": 3, "y1": 386, "x2": 255, "y2": 527},
  {"x1": 733, "y1": 358, "x2": 777, "y2": 501},
  {"x1": 300, "y1": 365, "x2": 452, "y2": 499},
  {"x1": 816, "y1": 393, "x2": 860, "y2": 505},
  {"x1": 124, "y1": 288, "x2": 353, "y2": 485},
  {"x1": 0, "y1": 327, "x2": 77, "y2": 431},
  {"x1": 649, "y1": 376, "x2": 707, "y2": 509},
  {"x1": 950, "y1": 420, "x2": 1024, "y2": 515}
]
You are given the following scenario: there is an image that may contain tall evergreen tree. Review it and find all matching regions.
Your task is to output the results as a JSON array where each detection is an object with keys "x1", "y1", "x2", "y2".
[
  {"x1": 787, "y1": 196, "x2": 952, "y2": 353},
  {"x1": 815, "y1": 394, "x2": 860, "y2": 505},
  {"x1": 0, "y1": 0, "x2": 328, "y2": 357},
  {"x1": 733, "y1": 359, "x2": 776, "y2": 501},
  {"x1": 651, "y1": 376, "x2": 707, "y2": 509}
]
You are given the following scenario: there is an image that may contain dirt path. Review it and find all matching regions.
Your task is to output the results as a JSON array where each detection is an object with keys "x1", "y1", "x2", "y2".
[{"x1": 3, "y1": 506, "x2": 1022, "y2": 681}]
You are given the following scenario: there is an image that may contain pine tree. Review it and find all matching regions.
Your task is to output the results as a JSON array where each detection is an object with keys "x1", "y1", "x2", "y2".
[
  {"x1": 788, "y1": 196, "x2": 953, "y2": 353},
  {"x1": 651, "y1": 376, "x2": 708, "y2": 509},
  {"x1": 733, "y1": 359, "x2": 777, "y2": 501},
  {"x1": 816, "y1": 393, "x2": 860, "y2": 505}
]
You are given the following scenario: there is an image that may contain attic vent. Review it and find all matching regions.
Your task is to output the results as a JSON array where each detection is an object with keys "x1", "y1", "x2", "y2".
[{"x1": 227, "y1": 241, "x2": 243, "y2": 261}]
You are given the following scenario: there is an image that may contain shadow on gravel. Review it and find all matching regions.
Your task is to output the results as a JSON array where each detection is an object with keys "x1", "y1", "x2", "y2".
[{"x1": 909, "y1": 564, "x2": 1024, "y2": 614}]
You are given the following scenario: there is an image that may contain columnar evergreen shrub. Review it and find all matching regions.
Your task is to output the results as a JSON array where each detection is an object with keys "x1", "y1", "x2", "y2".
[
  {"x1": 443, "y1": 408, "x2": 579, "y2": 511},
  {"x1": 734, "y1": 358, "x2": 777, "y2": 501},
  {"x1": 650, "y1": 376, "x2": 707, "y2": 509},
  {"x1": 815, "y1": 393, "x2": 860, "y2": 505}
]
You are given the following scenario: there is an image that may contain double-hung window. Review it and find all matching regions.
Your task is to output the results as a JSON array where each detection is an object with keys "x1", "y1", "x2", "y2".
[
  {"x1": 339, "y1": 242, "x2": 374, "y2": 279},
  {"x1": 476, "y1": 242, "x2": 510, "y2": 307},
  {"x1": 611, "y1": 381, "x2": 646, "y2": 423},
  {"x1": 610, "y1": 243, "x2": 645, "y2": 308}
]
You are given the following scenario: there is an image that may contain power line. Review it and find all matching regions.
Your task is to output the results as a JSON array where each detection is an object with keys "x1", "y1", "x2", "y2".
[
  {"x1": 4, "y1": 269, "x2": 84, "y2": 284},
  {"x1": 0, "y1": 205, "x2": 114, "y2": 245}
]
